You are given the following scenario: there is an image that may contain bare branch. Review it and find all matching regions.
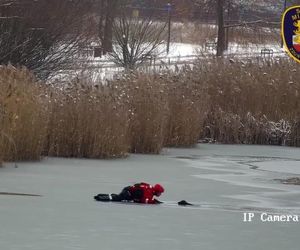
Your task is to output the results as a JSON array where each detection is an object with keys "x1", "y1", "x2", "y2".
[
  {"x1": 0, "y1": 0, "x2": 94, "y2": 79},
  {"x1": 110, "y1": 10, "x2": 167, "y2": 70}
]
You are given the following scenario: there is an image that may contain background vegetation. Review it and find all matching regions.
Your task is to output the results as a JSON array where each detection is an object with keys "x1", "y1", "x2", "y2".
[
  {"x1": 1, "y1": 0, "x2": 299, "y2": 166},
  {"x1": 1, "y1": 57, "x2": 299, "y2": 164}
]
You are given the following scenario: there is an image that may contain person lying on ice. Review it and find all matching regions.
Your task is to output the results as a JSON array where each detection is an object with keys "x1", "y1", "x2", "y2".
[{"x1": 94, "y1": 182, "x2": 165, "y2": 204}]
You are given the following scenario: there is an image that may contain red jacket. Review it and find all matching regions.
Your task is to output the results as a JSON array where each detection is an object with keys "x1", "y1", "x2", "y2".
[{"x1": 129, "y1": 183, "x2": 158, "y2": 204}]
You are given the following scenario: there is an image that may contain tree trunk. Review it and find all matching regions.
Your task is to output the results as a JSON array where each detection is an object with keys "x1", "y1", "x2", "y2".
[
  {"x1": 100, "y1": 0, "x2": 119, "y2": 55},
  {"x1": 98, "y1": 0, "x2": 105, "y2": 56},
  {"x1": 216, "y1": 0, "x2": 225, "y2": 56}
]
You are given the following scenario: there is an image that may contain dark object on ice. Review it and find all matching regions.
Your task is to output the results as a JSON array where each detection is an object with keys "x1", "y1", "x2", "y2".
[
  {"x1": 0, "y1": 192, "x2": 42, "y2": 197},
  {"x1": 275, "y1": 177, "x2": 300, "y2": 185},
  {"x1": 177, "y1": 200, "x2": 194, "y2": 206}
]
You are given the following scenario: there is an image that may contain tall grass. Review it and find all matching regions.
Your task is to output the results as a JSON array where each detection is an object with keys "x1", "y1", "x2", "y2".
[
  {"x1": 0, "y1": 66, "x2": 48, "y2": 162},
  {"x1": 111, "y1": 71, "x2": 208, "y2": 151},
  {"x1": 199, "y1": 58, "x2": 300, "y2": 145},
  {"x1": 164, "y1": 67, "x2": 208, "y2": 146},
  {"x1": 126, "y1": 77, "x2": 167, "y2": 153},
  {"x1": 290, "y1": 118, "x2": 300, "y2": 147},
  {"x1": 1, "y1": 57, "x2": 300, "y2": 163},
  {"x1": 45, "y1": 79, "x2": 130, "y2": 158},
  {"x1": 110, "y1": 73, "x2": 169, "y2": 154}
]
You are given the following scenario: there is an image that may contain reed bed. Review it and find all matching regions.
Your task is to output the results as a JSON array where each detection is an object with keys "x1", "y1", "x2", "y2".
[
  {"x1": 45, "y1": 80, "x2": 130, "y2": 158},
  {"x1": 111, "y1": 70, "x2": 208, "y2": 151},
  {"x1": 0, "y1": 66, "x2": 48, "y2": 162},
  {"x1": 199, "y1": 58, "x2": 300, "y2": 145},
  {"x1": 1, "y1": 57, "x2": 300, "y2": 163},
  {"x1": 290, "y1": 119, "x2": 300, "y2": 147},
  {"x1": 110, "y1": 73, "x2": 169, "y2": 154},
  {"x1": 163, "y1": 67, "x2": 208, "y2": 146}
]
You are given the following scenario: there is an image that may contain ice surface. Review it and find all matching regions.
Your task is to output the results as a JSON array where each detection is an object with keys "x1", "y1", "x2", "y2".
[
  {"x1": 254, "y1": 161, "x2": 300, "y2": 175},
  {"x1": 0, "y1": 144, "x2": 300, "y2": 250}
]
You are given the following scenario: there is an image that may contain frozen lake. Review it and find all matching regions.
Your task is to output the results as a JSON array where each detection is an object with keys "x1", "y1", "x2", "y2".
[{"x1": 1, "y1": 144, "x2": 300, "y2": 250}]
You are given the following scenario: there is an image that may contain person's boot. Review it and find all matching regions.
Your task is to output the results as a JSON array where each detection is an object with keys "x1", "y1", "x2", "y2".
[
  {"x1": 94, "y1": 194, "x2": 111, "y2": 201},
  {"x1": 110, "y1": 193, "x2": 121, "y2": 201}
]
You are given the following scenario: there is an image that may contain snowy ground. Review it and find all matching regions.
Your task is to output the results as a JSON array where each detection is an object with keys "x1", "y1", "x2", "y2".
[
  {"x1": 1, "y1": 144, "x2": 300, "y2": 250},
  {"x1": 51, "y1": 42, "x2": 286, "y2": 82}
]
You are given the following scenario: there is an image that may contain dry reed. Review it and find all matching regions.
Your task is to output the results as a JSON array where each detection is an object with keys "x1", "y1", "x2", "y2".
[
  {"x1": 111, "y1": 73, "x2": 169, "y2": 154},
  {"x1": 163, "y1": 67, "x2": 208, "y2": 146},
  {"x1": 289, "y1": 118, "x2": 300, "y2": 147},
  {"x1": 45, "y1": 79, "x2": 129, "y2": 158},
  {"x1": 0, "y1": 66, "x2": 48, "y2": 162},
  {"x1": 1, "y1": 57, "x2": 300, "y2": 164},
  {"x1": 199, "y1": 58, "x2": 300, "y2": 145}
]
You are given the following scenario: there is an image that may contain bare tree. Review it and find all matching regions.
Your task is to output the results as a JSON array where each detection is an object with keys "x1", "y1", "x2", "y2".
[
  {"x1": 0, "y1": 0, "x2": 93, "y2": 79},
  {"x1": 110, "y1": 12, "x2": 167, "y2": 70}
]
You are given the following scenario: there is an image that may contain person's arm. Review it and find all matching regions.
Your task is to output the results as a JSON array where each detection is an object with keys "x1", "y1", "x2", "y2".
[
  {"x1": 144, "y1": 198, "x2": 163, "y2": 204},
  {"x1": 153, "y1": 199, "x2": 163, "y2": 204}
]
